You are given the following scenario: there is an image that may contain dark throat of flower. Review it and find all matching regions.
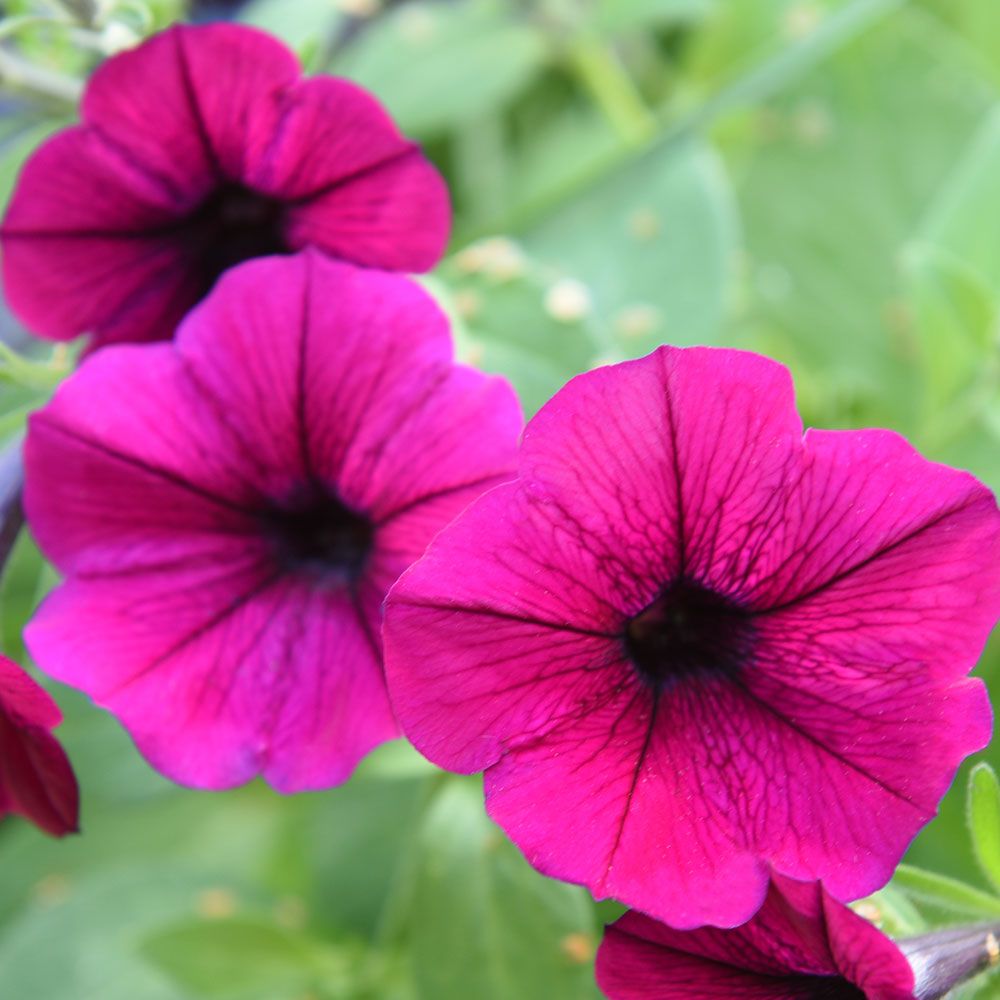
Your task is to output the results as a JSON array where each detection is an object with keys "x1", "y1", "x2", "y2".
[
  {"x1": 624, "y1": 578, "x2": 756, "y2": 692},
  {"x1": 788, "y1": 977, "x2": 866, "y2": 999},
  {"x1": 184, "y1": 183, "x2": 289, "y2": 297},
  {"x1": 259, "y1": 487, "x2": 374, "y2": 585}
]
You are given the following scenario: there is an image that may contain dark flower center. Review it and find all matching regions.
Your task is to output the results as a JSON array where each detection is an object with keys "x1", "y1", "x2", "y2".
[
  {"x1": 184, "y1": 183, "x2": 288, "y2": 296},
  {"x1": 624, "y1": 578, "x2": 755, "y2": 690},
  {"x1": 259, "y1": 489, "x2": 374, "y2": 583},
  {"x1": 792, "y1": 977, "x2": 867, "y2": 999}
]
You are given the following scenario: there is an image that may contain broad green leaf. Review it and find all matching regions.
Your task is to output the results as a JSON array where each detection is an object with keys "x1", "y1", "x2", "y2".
[
  {"x1": 335, "y1": 1, "x2": 548, "y2": 137},
  {"x1": 402, "y1": 779, "x2": 600, "y2": 1000},
  {"x1": 892, "y1": 865, "x2": 1000, "y2": 920},
  {"x1": 521, "y1": 138, "x2": 738, "y2": 357},
  {"x1": 269, "y1": 770, "x2": 437, "y2": 939},
  {"x1": 903, "y1": 245, "x2": 995, "y2": 410},
  {"x1": 0, "y1": 867, "x2": 249, "y2": 1000},
  {"x1": 141, "y1": 916, "x2": 348, "y2": 999},
  {"x1": 439, "y1": 252, "x2": 602, "y2": 415},
  {"x1": 968, "y1": 763, "x2": 1000, "y2": 895},
  {"x1": 917, "y1": 108, "x2": 1000, "y2": 288},
  {"x1": 593, "y1": 0, "x2": 713, "y2": 35},
  {"x1": 238, "y1": 0, "x2": 343, "y2": 53},
  {"x1": 856, "y1": 883, "x2": 926, "y2": 937},
  {"x1": 734, "y1": 7, "x2": 996, "y2": 426}
]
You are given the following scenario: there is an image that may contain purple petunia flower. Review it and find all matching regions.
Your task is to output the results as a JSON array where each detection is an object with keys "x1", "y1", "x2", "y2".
[
  {"x1": 21, "y1": 252, "x2": 520, "y2": 792},
  {"x1": 0, "y1": 654, "x2": 79, "y2": 837},
  {"x1": 0, "y1": 23, "x2": 449, "y2": 350},
  {"x1": 384, "y1": 346, "x2": 1000, "y2": 929},
  {"x1": 596, "y1": 875, "x2": 917, "y2": 999}
]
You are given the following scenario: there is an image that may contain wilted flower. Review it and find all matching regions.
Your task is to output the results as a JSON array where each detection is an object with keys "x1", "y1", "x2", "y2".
[
  {"x1": 0, "y1": 654, "x2": 79, "y2": 837},
  {"x1": 23, "y1": 252, "x2": 520, "y2": 791},
  {"x1": 1, "y1": 23, "x2": 449, "y2": 349},
  {"x1": 596, "y1": 876, "x2": 916, "y2": 999},
  {"x1": 385, "y1": 346, "x2": 1000, "y2": 928}
]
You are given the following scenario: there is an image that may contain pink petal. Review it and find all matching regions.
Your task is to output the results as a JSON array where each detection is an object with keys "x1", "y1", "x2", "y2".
[
  {"x1": 384, "y1": 345, "x2": 1000, "y2": 927},
  {"x1": 1, "y1": 128, "x2": 191, "y2": 341},
  {"x1": 82, "y1": 23, "x2": 298, "y2": 197},
  {"x1": 24, "y1": 253, "x2": 520, "y2": 791},
  {"x1": 24, "y1": 346, "x2": 263, "y2": 577},
  {"x1": 596, "y1": 877, "x2": 916, "y2": 999},
  {"x1": 26, "y1": 562, "x2": 395, "y2": 791},
  {"x1": 275, "y1": 78, "x2": 449, "y2": 270},
  {"x1": 176, "y1": 252, "x2": 519, "y2": 523},
  {"x1": 0, "y1": 656, "x2": 79, "y2": 837}
]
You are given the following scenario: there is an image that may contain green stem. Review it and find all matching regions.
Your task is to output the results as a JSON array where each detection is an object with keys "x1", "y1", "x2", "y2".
[{"x1": 566, "y1": 33, "x2": 654, "y2": 146}]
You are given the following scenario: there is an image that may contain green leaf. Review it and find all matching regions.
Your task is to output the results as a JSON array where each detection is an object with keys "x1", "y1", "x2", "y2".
[
  {"x1": 238, "y1": 0, "x2": 343, "y2": 53},
  {"x1": 141, "y1": 916, "x2": 346, "y2": 999},
  {"x1": 892, "y1": 865, "x2": 1000, "y2": 919},
  {"x1": 917, "y1": 108, "x2": 1000, "y2": 288},
  {"x1": 335, "y1": 1, "x2": 548, "y2": 137},
  {"x1": 521, "y1": 138, "x2": 738, "y2": 358},
  {"x1": 968, "y1": 763, "x2": 1000, "y2": 895},
  {"x1": 0, "y1": 867, "x2": 244, "y2": 1000},
  {"x1": 856, "y1": 883, "x2": 926, "y2": 937},
  {"x1": 592, "y1": 0, "x2": 713, "y2": 35},
  {"x1": 438, "y1": 251, "x2": 602, "y2": 415},
  {"x1": 733, "y1": 6, "x2": 996, "y2": 427},
  {"x1": 402, "y1": 779, "x2": 600, "y2": 1000}
]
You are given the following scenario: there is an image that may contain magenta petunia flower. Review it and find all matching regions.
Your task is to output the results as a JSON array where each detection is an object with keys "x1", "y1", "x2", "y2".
[
  {"x1": 384, "y1": 346, "x2": 1000, "y2": 929},
  {"x1": 0, "y1": 22, "x2": 449, "y2": 350},
  {"x1": 22, "y1": 251, "x2": 520, "y2": 791},
  {"x1": 0, "y1": 654, "x2": 79, "y2": 837},
  {"x1": 596, "y1": 875, "x2": 917, "y2": 999}
]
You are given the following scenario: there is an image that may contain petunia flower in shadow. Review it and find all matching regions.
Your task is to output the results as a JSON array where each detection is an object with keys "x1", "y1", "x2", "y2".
[
  {"x1": 0, "y1": 22, "x2": 449, "y2": 350},
  {"x1": 595, "y1": 875, "x2": 917, "y2": 999},
  {"x1": 0, "y1": 655, "x2": 79, "y2": 837},
  {"x1": 22, "y1": 251, "x2": 520, "y2": 792},
  {"x1": 384, "y1": 346, "x2": 1000, "y2": 929}
]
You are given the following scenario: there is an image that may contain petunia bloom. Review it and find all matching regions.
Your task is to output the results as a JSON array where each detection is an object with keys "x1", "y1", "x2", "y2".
[
  {"x1": 1, "y1": 22, "x2": 449, "y2": 350},
  {"x1": 22, "y1": 252, "x2": 520, "y2": 791},
  {"x1": 596, "y1": 875, "x2": 917, "y2": 999},
  {"x1": 384, "y1": 346, "x2": 1000, "y2": 929},
  {"x1": 0, "y1": 654, "x2": 79, "y2": 837}
]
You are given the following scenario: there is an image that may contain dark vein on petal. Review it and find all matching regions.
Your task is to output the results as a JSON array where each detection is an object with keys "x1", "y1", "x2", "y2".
[
  {"x1": 756, "y1": 495, "x2": 982, "y2": 617},
  {"x1": 106, "y1": 567, "x2": 285, "y2": 696},
  {"x1": 728, "y1": 674, "x2": 924, "y2": 812},
  {"x1": 38, "y1": 419, "x2": 259, "y2": 517},
  {"x1": 374, "y1": 473, "x2": 505, "y2": 527},
  {"x1": 297, "y1": 257, "x2": 315, "y2": 481},
  {"x1": 662, "y1": 358, "x2": 686, "y2": 576},
  {"x1": 400, "y1": 598, "x2": 621, "y2": 639},
  {"x1": 606, "y1": 694, "x2": 660, "y2": 877},
  {"x1": 173, "y1": 27, "x2": 224, "y2": 181},
  {"x1": 284, "y1": 143, "x2": 420, "y2": 206}
]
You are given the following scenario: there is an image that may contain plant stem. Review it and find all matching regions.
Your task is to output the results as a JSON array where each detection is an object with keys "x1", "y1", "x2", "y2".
[
  {"x1": 899, "y1": 921, "x2": 1000, "y2": 999},
  {"x1": 566, "y1": 33, "x2": 654, "y2": 146}
]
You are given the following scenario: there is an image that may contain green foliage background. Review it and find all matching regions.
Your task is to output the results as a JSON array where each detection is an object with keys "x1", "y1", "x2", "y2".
[{"x1": 1, "y1": 0, "x2": 1000, "y2": 996}]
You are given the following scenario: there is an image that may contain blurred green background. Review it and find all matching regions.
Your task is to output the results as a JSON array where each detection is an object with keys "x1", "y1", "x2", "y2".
[{"x1": 1, "y1": 0, "x2": 1000, "y2": 996}]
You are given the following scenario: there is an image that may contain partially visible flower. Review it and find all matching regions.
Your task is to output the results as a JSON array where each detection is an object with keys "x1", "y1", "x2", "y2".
[
  {"x1": 23, "y1": 252, "x2": 520, "y2": 791},
  {"x1": 0, "y1": 655, "x2": 79, "y2": 837},
  {"x1": 1, "y1": 23, "x2": 449, "y2": 350},
  {"x1": 596, "y1": 876, "x2": 916, "y2": 999},
  {"x1": 384, "y1": 346, "x2": 999, "y2": 929}
]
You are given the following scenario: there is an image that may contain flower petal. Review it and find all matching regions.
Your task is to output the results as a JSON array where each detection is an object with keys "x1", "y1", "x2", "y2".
[
  {"x1": 596, "y1": 878, "x2": 916, "y2": 999},
  {"x1": 25, "y1": 558, "x2": 396, "y2": 791},
  {"x1": 82, "y1": 24, "x2": 299, "y2": 197},
  {"x1": 0, "y1": 656, "x2": 79, "y2": 837},
  {"x1": 274, "y1": 79, "x2": 449, "y2": 271},
  {"x1": 1, "y1": 128, "x2": 192, "y2": 341},
  {"x1": 176, "y1": 252, "x2": 519, "y2": 520}
]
